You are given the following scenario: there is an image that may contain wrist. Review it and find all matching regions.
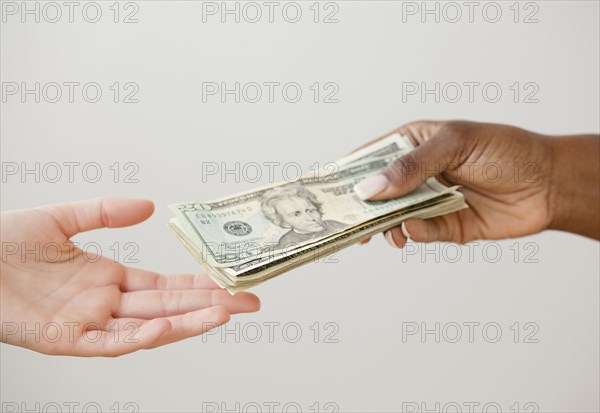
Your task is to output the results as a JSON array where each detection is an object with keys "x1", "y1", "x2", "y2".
[{"x1": 547, "y1": 135, "x2": 600, "y2": 239}]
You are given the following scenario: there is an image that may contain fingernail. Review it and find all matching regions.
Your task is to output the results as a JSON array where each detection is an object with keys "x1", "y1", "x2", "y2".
[
  {"x1": 401, "y1": 221, "x2": 411, "y2": 239},
  {"x1": 353, "y1": 174, "x2": 389, "y2": 200},
  {"x1": 384, "y1": 231, "x2": 399, "y2": 248}
]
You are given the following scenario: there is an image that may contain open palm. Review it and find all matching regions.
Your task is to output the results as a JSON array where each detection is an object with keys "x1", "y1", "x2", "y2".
[{"x1": 0, "y1": 197, "x2": 260, "y2": 356}]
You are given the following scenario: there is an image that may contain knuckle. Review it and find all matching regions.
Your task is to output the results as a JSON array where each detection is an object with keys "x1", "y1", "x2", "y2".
[
  {"x1": 162, "y1": 290, "x2": 182, "y2": 314},
  {"x1": 437, "y1": 121, "x2": 473, "y2": 143},
  {"x1": 155, "y1": 273, "x2": 168, "y2": 290},
  {"x1": 435, "y1": 121, "x2": 478, "y2": 163},
  {"x1": 395, "y1": 120, "x2": 445, "y2": 146},
  {"x1": 385, "y1": 153, "x2": 418, "y2": 183}
]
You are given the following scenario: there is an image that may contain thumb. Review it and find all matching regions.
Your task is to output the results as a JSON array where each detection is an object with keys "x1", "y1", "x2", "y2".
[
  {"x1": 353, "y1": 136, "x2": 458, "y2": 201},
  {"x1": 43, "y1": 197, "x2": 155, "y2": 238}
]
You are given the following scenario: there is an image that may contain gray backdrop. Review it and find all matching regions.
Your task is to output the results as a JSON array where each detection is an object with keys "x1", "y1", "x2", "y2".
[{"x1": 1, "y1": 1, "x2": 599, "y2": 412}]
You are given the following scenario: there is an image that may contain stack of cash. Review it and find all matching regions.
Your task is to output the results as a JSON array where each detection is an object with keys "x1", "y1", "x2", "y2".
[{"x1": 168, "y1": 134, "x2": 467, "y2": 293}]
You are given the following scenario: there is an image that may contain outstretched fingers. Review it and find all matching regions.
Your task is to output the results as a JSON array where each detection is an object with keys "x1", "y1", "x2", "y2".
[
  {"x1": 72, "y1": 305, "x2": 237, "y2": 356},
  {"x1": 115, "y1": 289, "x2": 260, "y2": 318},
  {"x1": 121, "y1": 269, "x2": 221, "y2": 292}
]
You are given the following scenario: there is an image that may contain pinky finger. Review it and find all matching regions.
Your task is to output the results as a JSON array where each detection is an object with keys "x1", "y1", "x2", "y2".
[{"x1": 71, "y1": 306, "x2": 231, "y2": 356}]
